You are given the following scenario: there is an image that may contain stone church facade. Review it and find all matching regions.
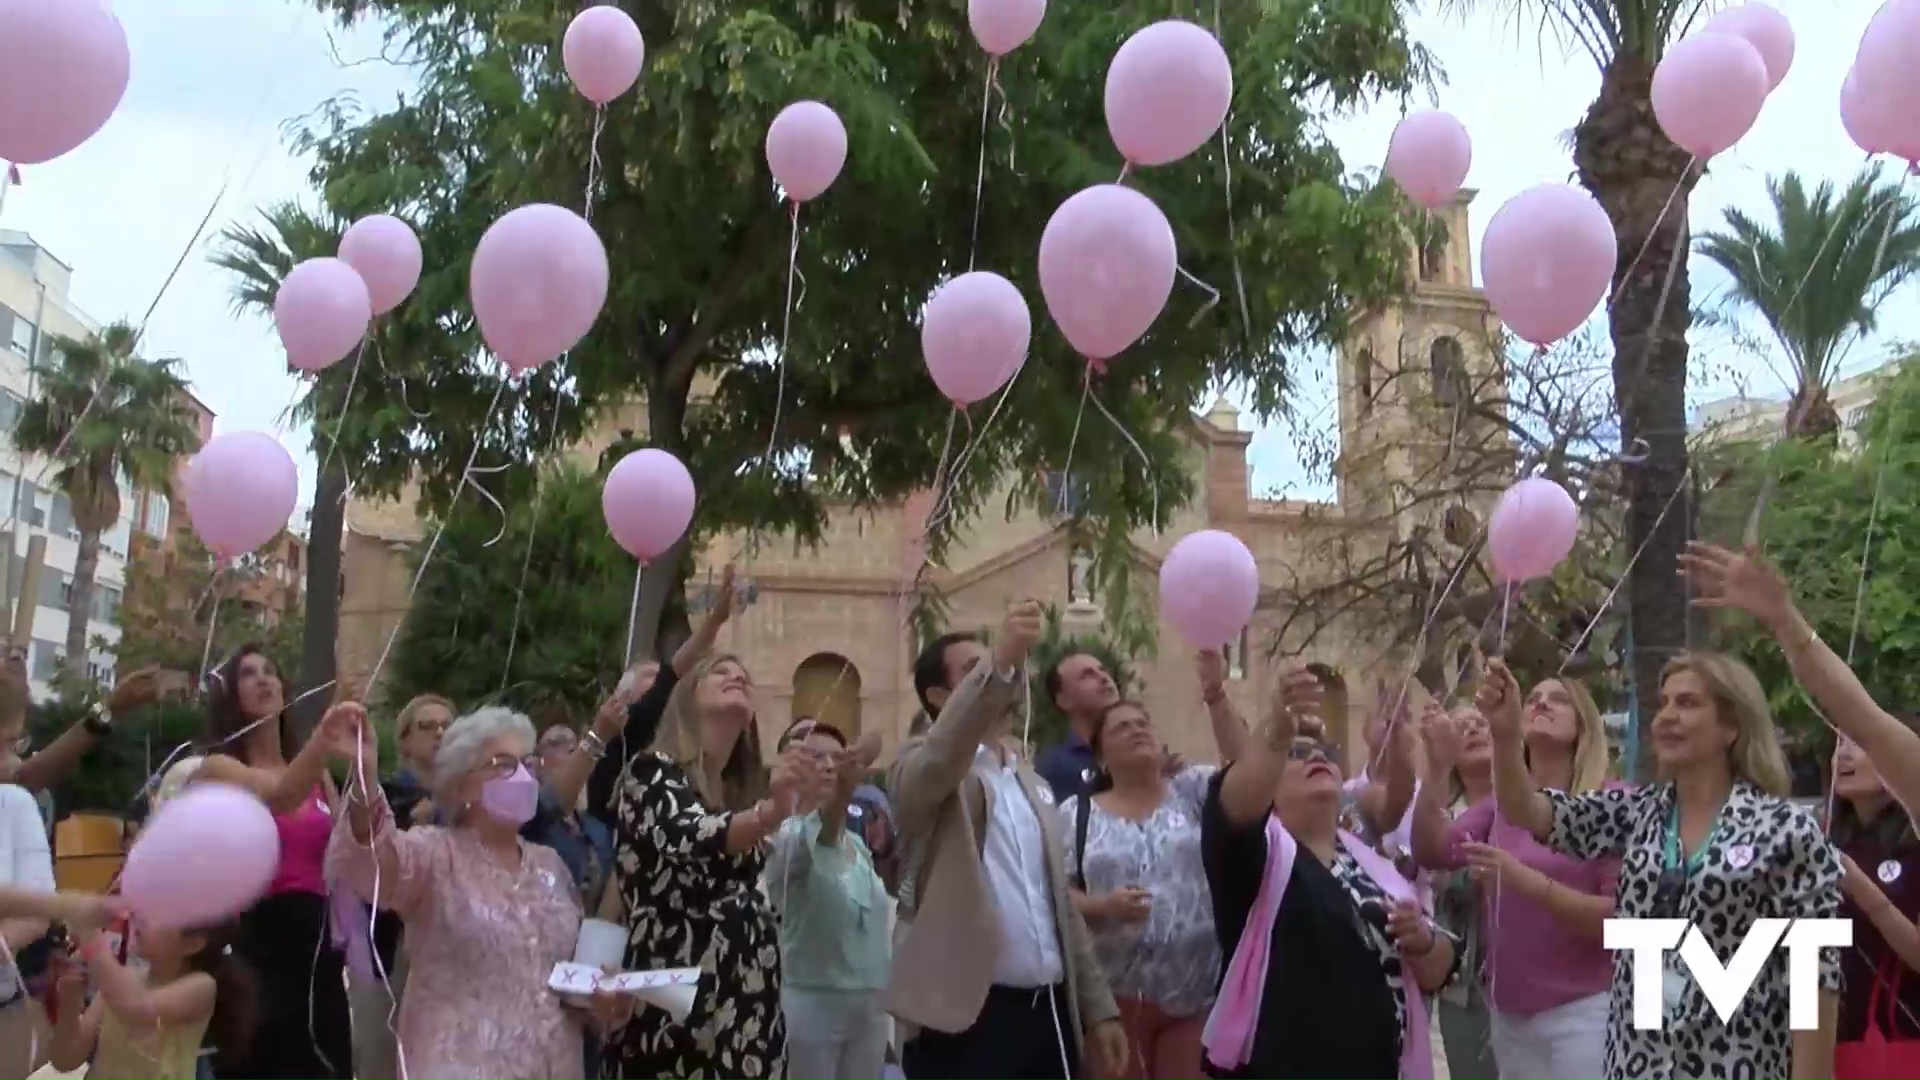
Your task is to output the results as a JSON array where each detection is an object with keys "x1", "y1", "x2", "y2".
[{"x1": 335, "y1": 191, "x2": 1500, "y2": 767}]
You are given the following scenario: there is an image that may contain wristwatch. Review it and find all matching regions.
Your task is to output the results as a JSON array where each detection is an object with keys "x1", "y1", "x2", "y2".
[{"x1": 82, "y1": 703, "x2": 112, "y2": 737}]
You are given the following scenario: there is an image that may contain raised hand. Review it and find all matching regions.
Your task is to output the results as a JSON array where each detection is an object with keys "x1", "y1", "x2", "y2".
[
  {"x1": 1421, "y1": 702, "x2": 1461, "y2": 775},
  {"x1": 994, "y1": 599, "x2": 1045, "y2": 670},
  {"x1": 768, "y1": 742, "x2": 825, "y2": 819},
  {"x1": 320, "y1": 701, "x2": 375, "y2": 771},
  {"x1": 1196, "y1": 649, "x2": 1228, "y2": 697},
  {"x1": 1679, "y1": 542, "x2": 1795, "y2": 631},
  {"x1": 1264, "y1": 665, "x2": 1324, "y2": 748},
  {"x1": 1474, "y1": 658, "x2": 1523, "y2": 745},
  {"x1": 105, "y1": 667, "x2": 190, "y2": 714},
  {"x1": 712, "y1": 563, "x2": 741, "y2": 626}
]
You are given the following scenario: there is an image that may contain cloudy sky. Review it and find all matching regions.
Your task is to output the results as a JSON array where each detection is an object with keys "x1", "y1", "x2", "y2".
[{"x1": 0, "y1": 0, "x2": 1906, "y2": 514}]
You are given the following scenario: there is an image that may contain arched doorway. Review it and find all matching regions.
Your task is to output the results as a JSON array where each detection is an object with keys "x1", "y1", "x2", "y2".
[{"x1": 792, "y1": 653, "x2": 862, "y2": 738}]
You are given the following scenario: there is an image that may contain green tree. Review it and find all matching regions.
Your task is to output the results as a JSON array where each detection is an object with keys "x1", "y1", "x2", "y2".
[
  {"x1": 28, "y1": 697, "x2": 209, "y2": 815},
  {"x1": 1453, "y1": 0, "x2": 1708, "y2": 773},
  {"x1": 1700, "y1": 357, "x2": 1920, "y2": 739},
  {"x1": 11, "y1": 322, "x2": 201, "y2": 686},
  {"x1": 210, "y1": 204, "x2": 360, "y2": 734},
  {"x1": 285, "y1": 0, "x2": 1431, "y2": 666},
  {"x1": 384, "y1": 463, "x2": 635, "y2": 726},
  {"x1": 1024, "y1": 602, "x2": 1146, "y2": 751},
  {"x1": 113, "y1": 531, "x2": 306, "y2": 677},
  {"x1": 1696, "y1": 167, "x2": 1920, "y2": 439}
]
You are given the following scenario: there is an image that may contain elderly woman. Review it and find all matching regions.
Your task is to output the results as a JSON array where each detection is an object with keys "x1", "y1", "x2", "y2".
[
  {"x1": 1203, "y1": 668, "x2": 1459, "y2": 1079},
  {"x1": 605, "y1": 653, "x2": 822, "y2": 1080},
  {"x1": 326, "y1": 703, "x2": 622, "y2": 1078}
]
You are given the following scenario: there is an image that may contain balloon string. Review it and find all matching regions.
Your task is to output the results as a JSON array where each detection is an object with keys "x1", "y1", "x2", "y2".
[
  {"x1": 1217, "y1": 118, "x2": 1252, "y2": 342},
  {"x1": 968, "y1": 58, "x2": 997, "y2": 273},
  {"x1": 763, "y1": 201, "x2": 803, "y2": 466},
  {"x1": 1175, "y1": 264, "x2": 1222, "y2": 327},
  {"x1": 1605, "y1": 163, "x2": 1692, "y2": 314},
  {"x1": 199, "y1": 560, "x2": 227, "y2": 682},
  {"x1": 1557, "y1": 468, "x2": 1691, "y2": 675},
  {"x1": 1364, "y1": 530, "x2": 1488, "y2": 778},
  {"x1": 922, "y1": 359, "x2": 1026, "y2": 536},
  {"x1": 374, "y1": 336, "x2": 434, "y2": 421},
  {"x1": 991, "y1": 65, "x2": 1016, "y2": 174},
  {"x1": 585, "y1": 107, "x2": 607, "y2": 223},
  {"x1": 364, "y1": 378, "x2": 510, "y2": 692},
  {"x1": 1084, "y1": 389, "x2": 1160, "y2": 534},
  {"x1": 1848, "y1": 408, "x2": 1901, "y2": 665},
  {"x1": 623, "y1": 561, "x2": 645, "y2": 667},
  {"x1": 1056, "y1": 368, "x2": 1093, "y2": 516},
  {"x1": 1116, "y1": 162, "x2": 1131, "y2": 185},
  {"x1": 906, "y1": 409, "x2": 960, "y2": 595},
  {"x1": 498, "y1": 399, "x2": 564, "y2": 692},
  {"x1": 1496, "y1": 580, "x2": 1514, "y2": 655},
  {"x1": 319, "y1": 335, "x2": 373, "y2": 482}
]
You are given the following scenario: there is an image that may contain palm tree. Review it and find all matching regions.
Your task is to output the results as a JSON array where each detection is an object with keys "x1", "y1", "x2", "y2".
[
  {"x1": 210, "y1": 203, "x2": 349, "y2": 736},
  {"x1": 12, "y1": 322, "x2": 200, "y2": 683},
  {"x1": 1449, "y1": 0, "x2": 1704, "y2": 776},
  {"x1": 1697, "y1": 167, "x2": 1920, "y2": 439}
]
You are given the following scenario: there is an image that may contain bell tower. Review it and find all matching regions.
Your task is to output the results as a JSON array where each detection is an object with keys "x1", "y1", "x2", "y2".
[{"x1": 1334, "y1": 189, "x2": 1505, "y2": 518}]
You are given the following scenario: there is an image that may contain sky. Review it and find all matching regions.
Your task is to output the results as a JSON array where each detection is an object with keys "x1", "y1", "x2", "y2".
[{"x1": 0, "y1": 0, "x2": 1907, "y2": 517}]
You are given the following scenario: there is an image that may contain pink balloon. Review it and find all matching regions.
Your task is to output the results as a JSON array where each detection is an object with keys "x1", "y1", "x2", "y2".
[
  {"x1": 338, "y1": 214, "x2": 422, "y2": 316},
  {"x1": 1037, "y1": 184, "x2": 1177, "y2": 361},
  {"x1": 1486, "y1": 477, "x2": 1578, "y2": 584},
  {"x1": 470, "y1": 204, "x2": 609, "y2": 374},
  {"x1": 0, "y1": 0, "x2": 130, "y2": 165},
  {"x1": 122, "y1": 784, "x2": 279, "y2": 930},
  {"x1": 968, "y1": 0, "x2": 1046, "y2": 56},
  {"x1": 1385, "y1": 110, "x2": 1472, "y2": 210},
  {"x1": 1705, "y1": 3, "x2": 1795, "y2": 90},
  {"x1": 274, "y1": 255, "x2": 370, "y2": 368},
  {"x1": 765, "y1": 101, "x2": 847, "y2": 203},
  {"x1": 1855, "y1": 0, "x2": 1920, "y2": 157},
  {"x1": 274, "y1": 258, "x2": 371, "y2": 373},
  {"x1": 183, "y1": 432, "x2": 299, "y2": 558},
  {"x1": 1104, "y1": 21, "x2": 1233, "y2": 167},
  {"x1": 563, "y1": 5, "x2": 646, "y2": 105},
  {"x1": 603, "y1": 448, "x2": 696, "y2": 562},
  {"x1": 1651, "y1": 32, "x2": 1769, "y2": 159},
  {"x1": 1159, "y1": 530, "x2": 1260, "y2": 648},
  {"x1": 1479, "y1": 184, "x2": 1617, "y2": 348},
  {"x1": 922, "y1": 272, "x2": 1030, "y2": 406}
]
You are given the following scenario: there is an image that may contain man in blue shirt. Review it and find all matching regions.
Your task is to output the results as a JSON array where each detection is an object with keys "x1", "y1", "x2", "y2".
[{"x1": 1033, "y1": 650, "x2": 1120, "y2": 804}]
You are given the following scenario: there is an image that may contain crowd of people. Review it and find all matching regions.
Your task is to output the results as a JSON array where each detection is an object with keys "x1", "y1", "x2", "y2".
[{"x1": 0, "y1": 545, "x2": 1918, "y2": 1079}]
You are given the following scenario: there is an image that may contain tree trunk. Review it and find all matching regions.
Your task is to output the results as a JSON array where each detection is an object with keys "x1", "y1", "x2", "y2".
[
  {"x1": 1575, "y1": 57, "x2": 1702, "y2": 780},
  {"x1": 64, "y1": 526, "x2": 101, "y2": 686},
  {"x1": 291, "y1": 457, "x2": 348, "y2": 740}
]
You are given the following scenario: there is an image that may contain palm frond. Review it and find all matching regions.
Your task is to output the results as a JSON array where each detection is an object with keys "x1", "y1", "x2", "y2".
[{"x1": 1439, "y1": 0, "x2": 1710, "y2": 68}]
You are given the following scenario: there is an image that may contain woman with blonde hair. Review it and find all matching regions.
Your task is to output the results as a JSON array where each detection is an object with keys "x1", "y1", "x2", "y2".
[
  {"x1": 1411, "y1": 677, "x2": 1621, "y2": 1078},
  {"x1": 1482, "y1": 651, "x2": 1838, "y2": 1080},
  {"x1": 604, "y1": 653, "x2": 825, "y2": 1080}
]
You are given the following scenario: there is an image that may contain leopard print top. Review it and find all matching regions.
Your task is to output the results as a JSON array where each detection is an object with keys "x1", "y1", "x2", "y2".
[{"x1": 1545, "y1": 779, "x2": 1843, "y2": 1080}]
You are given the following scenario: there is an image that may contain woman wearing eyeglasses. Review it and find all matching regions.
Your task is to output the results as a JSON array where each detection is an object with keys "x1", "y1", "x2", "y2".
[
  {"x1": 1481, "y1": 653, "x2": 1840, "y2": 1080},
  {"x1": 325, "y1": 703, "x2": 632, "y2": 1077},
  {"x1": 1202, "y1": 667, "x2": 1459, "y2": 1079}
]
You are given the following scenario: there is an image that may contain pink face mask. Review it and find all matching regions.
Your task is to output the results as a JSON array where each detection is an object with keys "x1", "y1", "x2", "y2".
[{"x1": 479, "y1": 764, "x2": 540, "y2": 826}]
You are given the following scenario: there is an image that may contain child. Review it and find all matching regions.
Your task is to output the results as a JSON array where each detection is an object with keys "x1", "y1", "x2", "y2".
[{"x1": 49, "y1": 916, "x2": 251, "y2": 1080}]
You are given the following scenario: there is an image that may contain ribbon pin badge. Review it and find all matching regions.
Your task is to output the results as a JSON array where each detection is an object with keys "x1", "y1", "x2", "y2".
[
  {"x1": 1880, "y1": 859, "x2": 1903, "y2": 885},
  {"x1": 1726, "y1": 844, "x2": 1755, "y2": 870}
]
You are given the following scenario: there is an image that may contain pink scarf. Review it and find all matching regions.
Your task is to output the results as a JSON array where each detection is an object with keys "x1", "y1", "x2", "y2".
[{"x1": 1201, "y1": 818, "x2": 1435, "y2": 1079}]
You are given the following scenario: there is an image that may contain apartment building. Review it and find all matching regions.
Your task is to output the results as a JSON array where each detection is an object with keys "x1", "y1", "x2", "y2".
[
  {"x1": 1693, "y1": 360, "x2": 1898, "y2": 449},
  {"x1": 0, "y1": 230, "x2": 132, "y2": 699}
]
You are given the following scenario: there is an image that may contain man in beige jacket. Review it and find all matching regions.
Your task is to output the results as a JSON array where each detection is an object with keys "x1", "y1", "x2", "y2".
[{"x1": 886, "y1": 600, "x2": 1126, "y2": 1079}]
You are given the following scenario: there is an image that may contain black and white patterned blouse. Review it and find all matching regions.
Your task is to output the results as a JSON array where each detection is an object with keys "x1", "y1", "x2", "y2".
[
  {"x1": 1061, "y1": 766, "x2": 1221, "y2": 1017},
  {"x1": 1544, "y1": 780, "x2": 1843, "y2": 1080}
]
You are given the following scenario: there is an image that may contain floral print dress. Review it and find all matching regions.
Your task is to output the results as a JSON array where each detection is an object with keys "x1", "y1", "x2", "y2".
[{"x1": 607, "y1": 752, "x2": 784, "y2": 1080}]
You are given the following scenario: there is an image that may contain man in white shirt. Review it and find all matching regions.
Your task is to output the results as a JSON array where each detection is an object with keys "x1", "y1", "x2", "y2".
[{"x1": 886, "y1": 600, "x2": 1126, "y2": 1079}]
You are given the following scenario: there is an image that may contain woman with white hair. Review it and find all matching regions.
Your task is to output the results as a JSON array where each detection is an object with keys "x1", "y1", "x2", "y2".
[{"x1": 325, "y1": 703, "x2": 630, "y2": 1078}]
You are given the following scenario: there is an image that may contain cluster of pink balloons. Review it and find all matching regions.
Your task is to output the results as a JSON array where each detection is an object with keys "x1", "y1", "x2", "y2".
[
  {"x1": 0, "y1": 0, "x2": 130, "y2": 165},
  {"x1": 274, "y1": 215, "x2": 423, "y2": 372},
  {"x1": 1846, "y1": 0, "x2": 1920, "y2": 163},
  {"x1": 602, "y1": 448, "x2": 697, "y2": 563},
  {"x1": 1651, "y1": 3, "x2": 1792, "y2": 160},
  {"x1": 1480, "y1": 184, "x2": 1617, "y2": 349},
  {"x1": 1384, "y1": 111, "x2": 1472, "y2": 211},
  {"x1": 563, "y1": 5, "x2": 646, "y2": 106},
  {"x1": 1159, "y1": 529, "x2": 1260, "y2": 647},
  {"x1": 121, "y1": 784, "x2": 280, "y2": 930},
  {"x1": 1487, "y1": 477, "x2": 1579, "y2": 584},
  {"x1": 182, "y1": 431, "x2": 300, "y2": 559},
  {"x1": 923, "y1": 272, "x2": 1032, "y2": 406}
]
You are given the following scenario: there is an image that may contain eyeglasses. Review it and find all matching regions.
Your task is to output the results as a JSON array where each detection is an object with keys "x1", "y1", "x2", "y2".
[
  {"x1": 1287, "y1": 737, "x2": 1333, "y2": 762},
  {"x1": 409, "y1": 719, "x2": 449, "y2": 737},
  {"x1": 479, "y1": 753, "x2": 540, "y2": 777}
]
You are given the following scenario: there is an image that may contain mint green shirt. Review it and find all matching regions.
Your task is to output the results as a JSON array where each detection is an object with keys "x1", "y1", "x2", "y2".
[{"x1": 763, "y1": 812, "x2": 891, "y2": 992}]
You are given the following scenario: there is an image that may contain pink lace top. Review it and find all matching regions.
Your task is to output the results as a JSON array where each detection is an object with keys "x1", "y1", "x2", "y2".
[
  {"x1": 267, "y1": 786, "x2": 332, "y2": 896},
  {"x1": 325, "y1": 799, "x2": 585, "y2": 1078}
]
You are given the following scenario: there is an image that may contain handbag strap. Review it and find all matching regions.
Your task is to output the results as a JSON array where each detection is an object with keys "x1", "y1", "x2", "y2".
[
  {"x1": 1073, "y1": 792, "x2": 1092, "y2": 891},
  {"x1": 1878, "y1": 948, "x2": 1910, "y2": 1035}
]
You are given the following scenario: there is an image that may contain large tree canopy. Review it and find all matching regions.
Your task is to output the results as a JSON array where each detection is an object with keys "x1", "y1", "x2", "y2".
[{"x1": 296, "y1": 0, "x2": 1430, "y2": 655}]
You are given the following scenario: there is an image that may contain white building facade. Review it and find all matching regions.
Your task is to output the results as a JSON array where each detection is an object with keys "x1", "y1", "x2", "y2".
[{"x1": 0, "y1": 230, "x2": 141, "y2": 700}]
